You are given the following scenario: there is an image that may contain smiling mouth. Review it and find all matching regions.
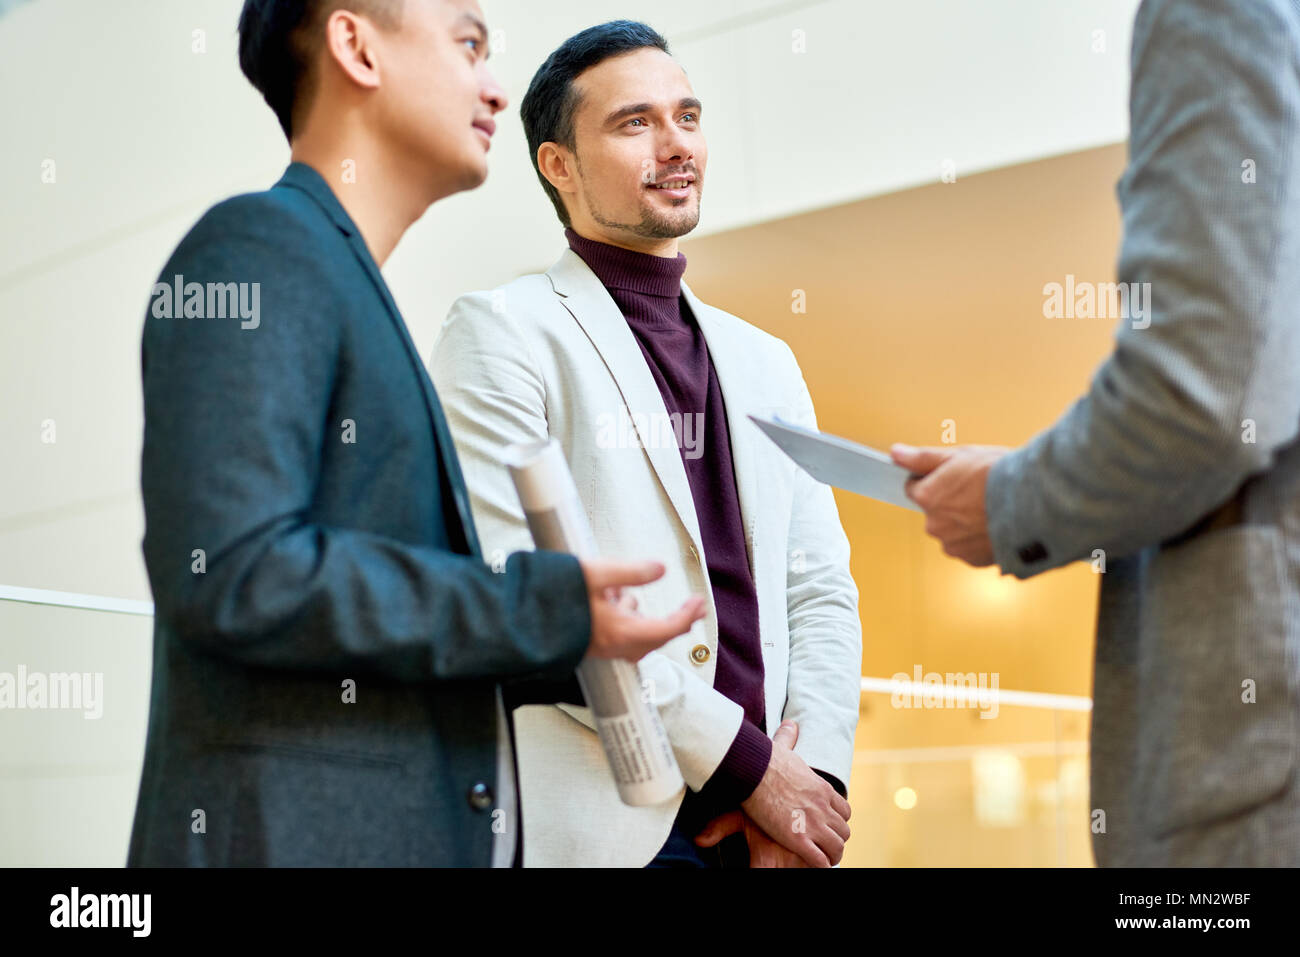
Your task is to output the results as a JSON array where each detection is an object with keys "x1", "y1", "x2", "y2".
[
  {"x1": 648, "y1": 178, "x2": 693, "y2": 190},
  {"x1": 472, "y1": 120, "x2": 495, "y2": 146}
]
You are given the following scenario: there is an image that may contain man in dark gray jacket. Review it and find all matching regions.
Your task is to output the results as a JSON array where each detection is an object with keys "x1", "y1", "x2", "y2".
[
  {"x1": 128, "y1": 0, "x2": 704, "y2": 867},
  {"x1": 895, "y1": 0, "x2": 1300, "y2": 865}
]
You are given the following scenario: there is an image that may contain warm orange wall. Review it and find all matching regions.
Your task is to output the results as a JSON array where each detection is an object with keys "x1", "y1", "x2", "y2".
[
  {"x1": 682, "y1": 144, "x2": 1129, "y2": 697},
  {"x1": 682, "y1": 145, "x2": 1129, "y2": 865}
]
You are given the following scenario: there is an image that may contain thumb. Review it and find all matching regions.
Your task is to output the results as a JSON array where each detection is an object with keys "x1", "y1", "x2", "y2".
[
  {"x1": 772, "y1": 719, "x2": 798, "y2": 750},
  {"x1": 694, "y1": 810, "x2": 745, "y2": 847},
  {"x1": 891, "y1": 444, "x2": 950, "y2": 476}
]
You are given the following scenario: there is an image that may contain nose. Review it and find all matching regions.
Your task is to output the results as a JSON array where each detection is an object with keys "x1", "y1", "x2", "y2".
[
  {"x1": 480, "y1": 65, "x2": 508, "y2": 114},
  {"x1": 659, "y1": 124, "x2": 694, "y2": 166}
]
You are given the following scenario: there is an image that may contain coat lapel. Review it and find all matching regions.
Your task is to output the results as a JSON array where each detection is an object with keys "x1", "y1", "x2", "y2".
[
  {"x1": 682, "y1": 281, "x2": 759, "y2": 583},
  {"x1": 546, "y1": 249, "x2": 705, "y2": 558},
  {"x1": 275, "y1": 163, "x2": 482, "y2": 557}
]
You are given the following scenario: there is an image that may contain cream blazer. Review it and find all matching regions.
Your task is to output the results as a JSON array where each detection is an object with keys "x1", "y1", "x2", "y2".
[{"x1": 430, "y1": 248, "x2": 862, "y2": 867}]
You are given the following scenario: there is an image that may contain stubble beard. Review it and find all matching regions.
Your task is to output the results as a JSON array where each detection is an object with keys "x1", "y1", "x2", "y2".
[{"x1": 581, "y1": 174, "x2": 702, "y2": 240}]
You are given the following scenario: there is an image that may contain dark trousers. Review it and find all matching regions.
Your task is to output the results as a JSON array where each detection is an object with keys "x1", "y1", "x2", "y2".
[{"x1": 645, "y1": 786, "x2": 750, "y2": 868}]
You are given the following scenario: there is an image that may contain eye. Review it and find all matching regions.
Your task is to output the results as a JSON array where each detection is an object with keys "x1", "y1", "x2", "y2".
[
  {"x1": 680, "y1": 113, "x2": 698, "y2": 123},
  {"x1": 462, "y1": 37, "x2": 481, "y2": 53},
  {"x1": 626, "y1": 117, "x2": 647, "y2": 128}
]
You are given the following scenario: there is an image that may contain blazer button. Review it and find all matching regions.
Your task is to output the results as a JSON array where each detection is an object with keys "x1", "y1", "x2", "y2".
[
  {"x1": 1017, "y1": 541, "x2": 1049, "y2": 564},
  {"x1": 467, "y1": 782, "x2": 494, "y2": 811},
  {"x1": 690, "y1": 644, "x2": 711, "y2": 665}
]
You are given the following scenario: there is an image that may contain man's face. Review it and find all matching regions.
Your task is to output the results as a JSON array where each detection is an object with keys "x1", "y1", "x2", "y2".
[
  {"x1": 565, "y1": 47, "x2": 706, "y2": 242},
  {"x1": 373, "y1": 0, "x2": 505, "y2": 195}
]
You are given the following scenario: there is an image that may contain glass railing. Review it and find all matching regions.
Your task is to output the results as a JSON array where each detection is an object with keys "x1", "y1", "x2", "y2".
[
  {"x1": 0, "y1": 588, "x2": 1093, "y2": 867},
  {"x1": 845, "y1": 678, "x2": 1093, "y2": 867},
  {"x1": 0, "y1": 589, "x2": 153, "y2": 867}
]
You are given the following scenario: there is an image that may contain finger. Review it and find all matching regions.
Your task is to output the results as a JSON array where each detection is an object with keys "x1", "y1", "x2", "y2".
[
  {"x1": 794, "y1": 837, "x2": 831, "y2": 869},
  {"x1": 823, "y1": 808, "x2": 851, "y2": 843},
  {"x1": 891, "y1": 444, "x2": 950, "y2": 476},
  {"x1": 772, "y1": 719, "x2": 798, "y2": 750},
  {"x1": 904, "y1": 473, "x2": 935, "y2": 509},
  {"x1": 624, "y1": 596, "x2": 706, "y2": 646},
  {"x1": 815, "y1": 827, "x2": 846, "y2": 866},
  {"x1": 830, "y1": 790, "x2": 852, "y2": 822},
  {"x1": 662, "y1": 595, "x2": 707, "y2": 633},
  {"x1": 757, "y1": 848, "x2": 802, "y2": 869},
  {"x1": 585, "y1": 559, "x2": 666, "y2": 592},
  {"x1": 906, "y1": 468, "x2": 949, "y2": 509},
  {"x1": 616, "y1": 591, "x2": 638, "y2": 614},
  {"x1": 694, "y1": 810, "x2": 744, "y2": 846}
]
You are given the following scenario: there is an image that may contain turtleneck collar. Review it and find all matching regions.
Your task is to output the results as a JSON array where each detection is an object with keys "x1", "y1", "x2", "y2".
[{"x1": 565, "y1": 227, "x2": 687, "y2": 299}]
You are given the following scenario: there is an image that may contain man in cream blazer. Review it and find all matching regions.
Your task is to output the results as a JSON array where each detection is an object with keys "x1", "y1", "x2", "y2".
[
  {"x1": 430, "y1": 21, "x2": 861, "y2": 869},
  {"x1": 433, "y1": 256, "x2": 861, "y2": 867}
]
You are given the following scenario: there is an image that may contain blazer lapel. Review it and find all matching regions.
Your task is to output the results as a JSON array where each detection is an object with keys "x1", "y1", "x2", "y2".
[
  {"x1": 275, "y1": 163, "x2": 482, "y2": 558},
  {"x1": 547, "y1": 249, "x2": 705, "y2": 558},
  {"x1": 683, "y1": 281, "x2": 759, "y2": 583},
  {"x1": 344, "y1": 233, "x2": 482, "y2": 558}
]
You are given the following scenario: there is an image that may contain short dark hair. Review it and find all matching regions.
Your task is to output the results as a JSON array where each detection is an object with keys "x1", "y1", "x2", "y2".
[
  {"x1": 520, "y1": 20, "x2": 670, "y2": 227},
  {"x1": 237, "y1": 0, "x2": 402, "y2": 142}
]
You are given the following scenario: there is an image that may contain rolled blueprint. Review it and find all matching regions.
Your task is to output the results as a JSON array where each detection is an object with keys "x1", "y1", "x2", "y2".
[{"x1": 503, "y1": 438, "x2": 685, "y2": 807}]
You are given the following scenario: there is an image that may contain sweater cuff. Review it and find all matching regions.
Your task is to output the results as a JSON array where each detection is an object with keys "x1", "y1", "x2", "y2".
[
  {"x1": 708, "y1": 719, "x2": 774, "y2": 804},
  {"x1": 813, "y1": 768, "x2": 847, "y2": 798}
]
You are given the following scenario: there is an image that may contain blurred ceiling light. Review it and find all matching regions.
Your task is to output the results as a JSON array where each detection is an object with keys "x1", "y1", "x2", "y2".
[
  {"x1": 893, "y1": 786, "x2": 918, "y2": 810},
  {"x1": 969, "y1": 564, "x2": 1020, "y2": 605}
]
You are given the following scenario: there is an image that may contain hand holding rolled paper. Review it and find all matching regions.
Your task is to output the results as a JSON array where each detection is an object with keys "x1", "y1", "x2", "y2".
[{"x1": 503, "y1": 438, "x2": 692, "y2": 807}]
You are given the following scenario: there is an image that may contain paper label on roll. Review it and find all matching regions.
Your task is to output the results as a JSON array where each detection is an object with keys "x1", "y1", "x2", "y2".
[{"x1": 504, "y1": 438, "x2": 685, "y2": 807}]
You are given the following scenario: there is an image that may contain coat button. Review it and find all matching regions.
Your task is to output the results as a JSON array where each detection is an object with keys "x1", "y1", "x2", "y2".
[
  {"x1": 690, "y1": 644, "x2": 711, "y2": 665},
  {"x1": 1017, "y1": 541, "x2": 1049, "y2": 564},
  {"x1": 467, "y1": 782, "x2": 494, "y2": 811}
]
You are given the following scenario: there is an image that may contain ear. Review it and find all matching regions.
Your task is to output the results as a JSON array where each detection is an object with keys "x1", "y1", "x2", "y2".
[
  {"x1": 537, "y1": 142, "x2": 579, "y2": 203},
  {"x1": 322, "y1": 9, "x2": 383, "y2": 91}
]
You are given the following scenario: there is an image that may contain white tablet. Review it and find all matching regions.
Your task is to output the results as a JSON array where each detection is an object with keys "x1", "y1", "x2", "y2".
[{"x1": 748, "y1": 414, "x2": 920, "y2": 512}]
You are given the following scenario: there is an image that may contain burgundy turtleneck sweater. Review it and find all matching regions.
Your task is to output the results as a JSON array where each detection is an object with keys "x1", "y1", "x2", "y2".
[{"x1": 565, "y1": 227, "x2": 773, "y2": 806}]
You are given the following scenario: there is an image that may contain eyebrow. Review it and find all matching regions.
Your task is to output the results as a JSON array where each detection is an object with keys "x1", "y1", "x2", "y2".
[
  {"x1": 603, "y1": 97, "x2": 702, "y2": 127},
  {"x1": 456, "y1": 12, "x2": 491, "y2": 58}
]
